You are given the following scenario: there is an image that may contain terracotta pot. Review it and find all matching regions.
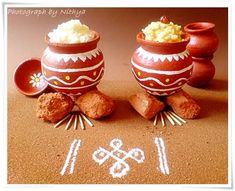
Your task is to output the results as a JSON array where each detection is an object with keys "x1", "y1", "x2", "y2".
[
  {"x1": 184, "y1": 22, "x2": 219, "y2": 57},
  {"x1": 14, "y1": 58, "x2": 49, "y2": 96},
  {"x1": 187, "y1": 56, "x2": 215, "y2": 87},
  {"x1": 131, "y1": 32, "x2": 192, "y2": 96},
  {"x1": 41, "y1": 31, "x2": 104, "y2": 96}
]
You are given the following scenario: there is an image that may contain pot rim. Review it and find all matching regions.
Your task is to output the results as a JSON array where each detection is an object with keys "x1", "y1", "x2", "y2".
[
  {"x1": 45, "y1": 30, "x2": 100, "y2": 48},
  {"x1": 184, "y1": 22, "x2": 215, "y2": 33}
]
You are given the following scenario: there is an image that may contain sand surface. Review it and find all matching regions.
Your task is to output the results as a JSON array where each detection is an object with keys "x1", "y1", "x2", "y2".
[{"x1": 8, "y1": 80, "x2": 228, "y2": 184}]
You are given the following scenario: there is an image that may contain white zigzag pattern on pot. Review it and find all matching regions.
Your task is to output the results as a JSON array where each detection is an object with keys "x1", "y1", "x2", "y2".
[
  {"x1": 146, "y1": 90, "x2": 176, "y2": 96},
  {"x1": 45, "y1": 67, "x2": 104, "y2": 86},
  {"x1": 131, "y1": 59, "x2": 193, "y2": 75},
  {"x1": 47, "y1": 79, "x2": 101, "y2": 90},
  {"x1": 131, "y1": 68, "x2": 188, "y2": 87},
  {"x1": 136, "y1": 47, "x2": 189, "y2": 62},
  {"x1": 68, "y1": 92, "x2": 82, "y2": 96},
  {"x1": 138, "y1": 82, "x2": 181, "y2": 92},
  {"x1": 44, "y1": 47, "x2": 101, "y2": 63},
  {"x1": 42, "y1": 60, "x2": 104, "y2": 73}
]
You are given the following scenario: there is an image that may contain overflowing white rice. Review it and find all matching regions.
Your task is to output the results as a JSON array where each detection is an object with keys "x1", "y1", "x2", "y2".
[
  {"x1": 142, "y1": 21, "x2": 182, "y2": 43},
  {"x1": 48, "y1": 20, "x2": 95, "y2": 43}
]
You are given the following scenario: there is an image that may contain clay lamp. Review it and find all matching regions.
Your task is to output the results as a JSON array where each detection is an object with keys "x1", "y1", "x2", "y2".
[{"x1": 14, "y1": 58, "x2": 49, "y2": 96}]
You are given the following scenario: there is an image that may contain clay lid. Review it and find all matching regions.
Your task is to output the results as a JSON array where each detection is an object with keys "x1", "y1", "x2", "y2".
[
  {"x1": 14, "y1": 58, "x2": 48, "y2": 96},
  {"x1": 137, "y1": 32, "x2": 190, "y2": 54},
  {"x1": 45, "y1": 30, "x2": 100, "y2": 54}
]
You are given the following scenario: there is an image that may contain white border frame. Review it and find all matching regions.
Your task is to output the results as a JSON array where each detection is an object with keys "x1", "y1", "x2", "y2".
[{"x1": 1, "y1": 0, "x2": 233, "y2": 191}]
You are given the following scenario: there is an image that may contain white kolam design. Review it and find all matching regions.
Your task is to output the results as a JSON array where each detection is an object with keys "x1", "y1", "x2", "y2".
[
  {"x1": 92, "y1": 138, "x2": 145, "y2": 178},
  {"x1": 60, "y1": 139, "x2": 81, "y2": 176},
  {"x1": 44, "y1": 47, "x2": 101, "y2": 63},
  {"x1": 155, "y1": 137, "x2": 170, "y2": 175},
  {"x1": 136, "y1": 47, "x2": 189, "y2": 62}
]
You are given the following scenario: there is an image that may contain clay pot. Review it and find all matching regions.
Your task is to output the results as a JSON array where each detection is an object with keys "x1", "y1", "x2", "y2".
[
  {"x1": 41, "y1": 31, "x2": 104, "y2": 96},
  {"x1": 14, "y1": 58, "x2": 49, "y2": 96},
  {"x1": 187, "y1": 56, "x2": 215, "y2": 87},
  {"x1": 184, "y1": 22, "x2": 219, "y2": 57},
  {"x1": 131, "y1": 32, "x2": 192, "y2": 96}
]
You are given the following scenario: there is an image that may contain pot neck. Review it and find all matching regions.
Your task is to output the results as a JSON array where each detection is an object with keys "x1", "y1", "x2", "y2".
[{"x1": 184, "y1": 22, "x2": 215, "y2": 35}]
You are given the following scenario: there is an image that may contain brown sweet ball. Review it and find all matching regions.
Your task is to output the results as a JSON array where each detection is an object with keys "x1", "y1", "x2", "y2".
[
  {"x1": 129, "y1": 92, "x2": 165, "y2": 119},
  {"x1": 166, "y1": 90, "x2": 201, "y2": 119},
  {"x1": 75, "y1": 90, "x2": 115, "y2": 119},
  {"x1": 36, "y1": 92, "x2": 74, "y2": 123},
  {"x1": 160, "y1": 16, "x2": 170, "y2": 24}
]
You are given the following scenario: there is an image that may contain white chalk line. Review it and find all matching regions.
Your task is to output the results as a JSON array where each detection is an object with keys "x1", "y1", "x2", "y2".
[
  {"x1": 60, "y1": 139, "x2": 81, "y2": 176},
  {"x1": 159, "y1": 138, "x2": 170, "y2": 175},
  {"x1": 69, "y1": 139, "x2": 81, "y2": 174},
  {"x1": 155, "y1": 137, "x2": 170, "y2": 175},
  {"x1": 155, "y1": 138, "x2": 166, "y2": 174}
]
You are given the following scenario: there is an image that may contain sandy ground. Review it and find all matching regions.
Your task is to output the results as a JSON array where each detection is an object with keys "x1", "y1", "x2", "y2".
[{"x1": 8, "y1": 80, "x2": 228, "y2": 184}]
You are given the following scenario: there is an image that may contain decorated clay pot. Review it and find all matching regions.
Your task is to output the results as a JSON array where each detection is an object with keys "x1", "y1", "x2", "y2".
[
  {"x1": 41, "y1": 31, "x2": 104, "y2": 96},
  {"x1": 187, "y1": 56, "x2": 215, "y2": 87},
  {"x1": 131, "y1": 32, "x2": 192, "y2": 96},
  {"x1": 184, "y1": 22, "x2": 219, "y2": 57}
]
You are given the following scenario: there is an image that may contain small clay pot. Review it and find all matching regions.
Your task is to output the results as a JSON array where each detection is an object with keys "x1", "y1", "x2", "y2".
[
  {"x1": 184, "y1": 22, "x2": 219, "y2": 57},
  {"x1": 131, "y1": 32, "x2": 192, "y2": 96},
  {"x1": 187, "y1": 56, "x2": 215, "y2": 87},
  {"x1": 14, "y1": 58, "x2": 49, "y2": 96},
  {"x1": 41, "y1": 31, "x2": 104, "y2": 96}
]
